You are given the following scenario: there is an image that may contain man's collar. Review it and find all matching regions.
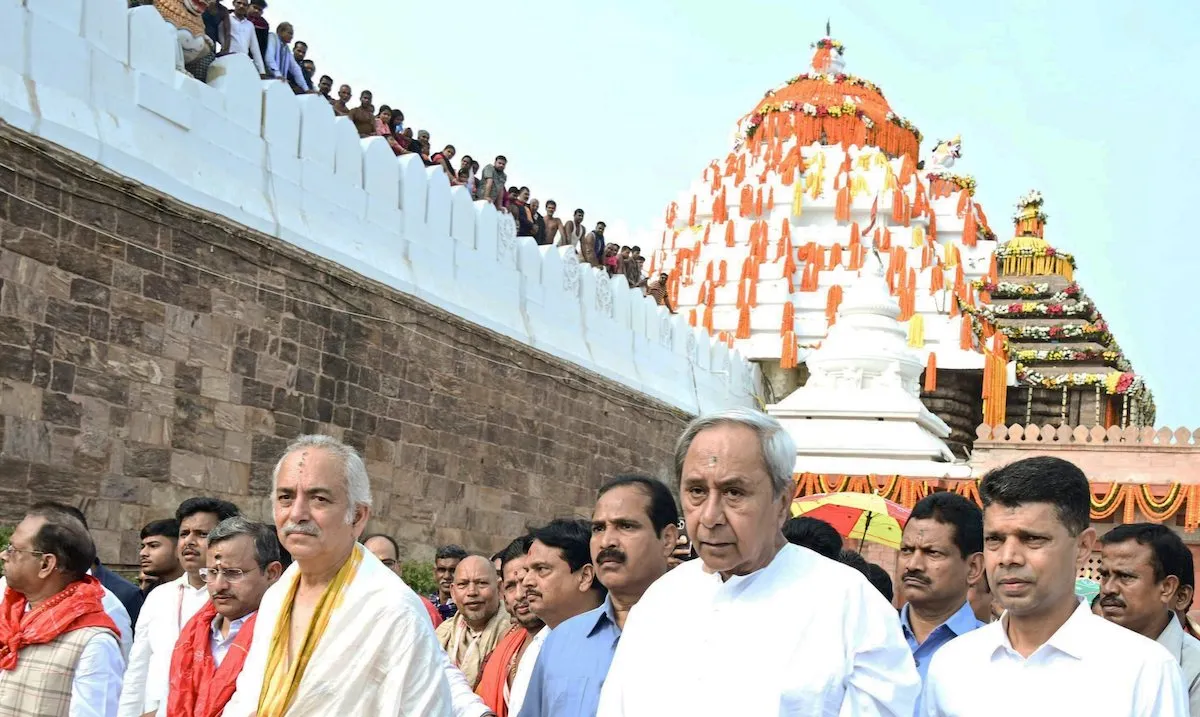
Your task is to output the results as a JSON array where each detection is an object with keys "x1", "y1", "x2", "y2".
[
  {"x1": 899, "y1": 601, "x2": 979, "y2": 639},
  {"x1": 1157, "y1": 610, "x2": 1186, "y2": 657},
  {"x1": 586, "y1": 595, "x2": 619, "y2": 638},
  {"x1": 999, "y1": 600, "x2": 1092, "y2": 660}
]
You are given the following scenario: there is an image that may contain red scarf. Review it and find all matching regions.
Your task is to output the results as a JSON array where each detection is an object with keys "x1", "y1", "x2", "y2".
[
  {"x1": 474, "y1": 625, "x2": 531, "y2": 717},
  {"x1": 0, "y1": 575, "x2": 117, "y2": 671},
  {"x1": 166, "y1": 601, "x2": 258, "y2": 717}
]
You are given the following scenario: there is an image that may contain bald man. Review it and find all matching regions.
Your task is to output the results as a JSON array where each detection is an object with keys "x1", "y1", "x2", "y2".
[
  {"x1": 436, "y1": 556, "x2": 510, "y2": 689},
  {"x1": 363, "y1": 533, "x2": 443, "y2": 628}
]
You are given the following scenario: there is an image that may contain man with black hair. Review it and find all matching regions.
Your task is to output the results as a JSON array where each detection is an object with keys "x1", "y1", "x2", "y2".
[
  {"x1": 432, "y1": 544, "x2": 469, "y2": 621},
  {"x1": 922, "y1": 457, "x2": 1188, "y2": 715},
  {"x1": 898, "y1": 492, "x2": 985, "y2": 712},
  {"x1": 511, "y1": 519, "x2": 604, "y2": 715},
  {"x1": 865, "y1": 563, "x2": 894, "y2": 603},
  {"x1": 1178, "y1": 547, "x2": 1200, "y2": 639},
  {"x1": 783, "y1": 516, "x2": 843, "y2": 560},
  {"x1": 1098, "y1": 523, "x2": 1200, "y2": 711},
  {"x1": 0, "y1": 505, "x2": 123, "y2": 715},
  {"x1": 519, "y1": 476, "x2": 679, "y2": 717},
  {"x1": 138, "y1": 519, "x2": 182, "y2": 596},
  {"x1": 120, "y1": 497, "x2": 240, "y2": 717},
  {"x1": 476, "y1": 535, "x2": 542, "y2": 717}
]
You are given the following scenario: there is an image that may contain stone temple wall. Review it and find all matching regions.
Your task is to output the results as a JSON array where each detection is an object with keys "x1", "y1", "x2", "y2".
[{"x1": 0, "y1": 129, "x2": 691, "y2": 563}]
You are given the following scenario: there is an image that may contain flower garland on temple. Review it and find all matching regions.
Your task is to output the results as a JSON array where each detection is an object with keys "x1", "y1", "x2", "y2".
[
  {"x1": 926, "y1": 170, "x2": 977, "y2": 196},
  {"x1": 973, "y1": 280, "x2": 1079, "y2": 301},
  {"x1": 766, "y1": 72, "x2": 885, "y2": 99},
  {"x1": 999, "y1": 320, "x2": 1111, "y2": 343},
  {"x1": 1014, "y1": 347, "x2": 1130, "y2": 369},
  {"x1": 979, "y1": 299, "x2": 1097, "y2": 320},
  {"x1": 792, "y1": 473, "x2": 1200, "y2": 529},
  {"x1": 1014, "y1": 366, "x2": 1142, "y2": 394}
]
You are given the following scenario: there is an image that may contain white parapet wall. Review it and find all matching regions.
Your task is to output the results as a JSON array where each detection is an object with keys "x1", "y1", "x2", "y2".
[{"x1": 0, "y1": 0, "x2": 761, "y2": 415}]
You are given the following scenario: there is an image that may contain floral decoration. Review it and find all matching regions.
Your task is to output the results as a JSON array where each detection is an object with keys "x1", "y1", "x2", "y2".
[
  {"x1": 999, "y1": 321, "x2": 1111, "y2": 343},
  {"x1": 812, "y1": 38, "x2": 845, "y2": 54},
  {"x1": 926, "y1": 170, "x2": 977, "y2": 195},
  {"x1": 980, "y1": 300, "x2": 1097, "y2": 320},
  {"x1": 1014, "y1": 348, "x2": 1130, "y2": 370},
  {"x1": 1015, "y1": 366, "x2": 1143, "y2": 395},
  {"x1": 767, "y1": 73, "x2": 885, "y2": 98},
  {"x1": 1017, "y1": 189, "x2": 1044, "y2": 207},
  {"x1": 974, "y1": 281, "x2": 1081, "y2": 301},
  {"x1": 994, "y1": 242, "x2": 1076, "y2": 269}
]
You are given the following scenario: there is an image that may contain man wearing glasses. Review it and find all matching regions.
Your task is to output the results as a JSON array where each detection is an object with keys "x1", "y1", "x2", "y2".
[{"x1": 161, "y1": 517, "x2": 284, "y2": 717}]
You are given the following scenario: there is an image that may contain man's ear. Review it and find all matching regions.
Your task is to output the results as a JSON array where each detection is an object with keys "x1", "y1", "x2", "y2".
[
  {"x1": 966, "y1": 552, "x2": 985, "y2": 586},
  {"x1": 660, "y1": 523, "x2": 680, "y2": 560},
  {"x1": 265, "y1": 561, "x2": 284, "y2": 582},
  {"x1": 578, "y1": 563, "x2": 596, "y2": 593}
]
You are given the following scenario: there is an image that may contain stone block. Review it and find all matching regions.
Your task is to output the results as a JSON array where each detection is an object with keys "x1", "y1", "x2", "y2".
[
  {"x1": 28, "y1": 0, "x2": 82, "y2": 34},
  {"x1": 0, "y1": 380, "x2": 41, "y2": 419},
  {"x1": 424, "y1": 167, "x2": 452, "y2": 239},
  {"x1": 3, "y1": 416, "x2": 50, "y2": 463}
]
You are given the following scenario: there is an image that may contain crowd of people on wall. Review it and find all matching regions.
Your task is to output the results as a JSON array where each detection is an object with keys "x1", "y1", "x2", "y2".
[{"x1": 2, "y1": 410, "x2": 1199, "y2": 716}]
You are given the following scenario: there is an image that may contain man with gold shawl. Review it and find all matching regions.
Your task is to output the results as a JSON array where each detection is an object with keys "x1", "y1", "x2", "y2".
[
  {"x1": 436, "y1": 556, "x2": 510, "y2": 689},
  {"x1": 222, "y1": 435, "x2": 453, "y2": 716}
]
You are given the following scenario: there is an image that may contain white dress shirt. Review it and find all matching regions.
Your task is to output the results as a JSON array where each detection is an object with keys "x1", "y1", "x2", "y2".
[
  {"x1": 922, "y1": 601, "x2": 1189, "y2": 716},
  {"x1": 1155, "y1": 613, "x2": 1200, "y2": 716},
  {"x1": 118, "y1": 574, "x2": 210, "y2": 717},
  {"x1": 226, "y1": 15, "x2": 265, "y2": 75},
  {"x1": 598, "y1": 543, "x2": 920, "y2": 716},
  {"x1": 508, "y1": 626, "x2": 551, "y2": 717},
  {"x1": 0, "y1": 601, "x2": 124, "y2": 717}
]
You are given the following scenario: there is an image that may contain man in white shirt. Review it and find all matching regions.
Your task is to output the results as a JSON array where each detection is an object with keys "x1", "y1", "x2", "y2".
[
  {"x1": 263, "y1": 22, "x2": 309, "y2": 92},
  {"x1": 1097, "y1": 522, "x2": 1200, "y2": 715},
  {"x1": 0, "y1": 504, "x2": 124, "y2": 717},
  {"x1": 118, "y1": 497, "x2": 241, "y2": 717},
  {"x1": 922, "y1": 456, "x2": 1189, "y2": 716},
  {"x1": 224, "y1": 0, "x2": 266, "y2": 76},
  {"x1": 598, "y1": 408, "x2": 920, "y2": 716}
]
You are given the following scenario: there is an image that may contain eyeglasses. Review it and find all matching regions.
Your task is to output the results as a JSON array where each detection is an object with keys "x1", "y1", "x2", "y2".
[
  {"x1": 197, "y1": 566, "x2": 263, "y2": 583},
  {"x1": 0, "y1": 544, "x2": 47, "y2": 559}
]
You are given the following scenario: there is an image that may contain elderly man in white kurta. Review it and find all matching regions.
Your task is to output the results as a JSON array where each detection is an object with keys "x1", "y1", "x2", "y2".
[
  {"x1": 222, "y1": 435, "x2": 454, "y2": 717},
  {"x1": 598, "y1": 409, "x2": 920, "y2": 716}
]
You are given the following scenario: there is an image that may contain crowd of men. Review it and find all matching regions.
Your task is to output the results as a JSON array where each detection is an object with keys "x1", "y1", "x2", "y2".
[{"x1": 2, "y1": 410, "x2": 1198, "y2": 715}]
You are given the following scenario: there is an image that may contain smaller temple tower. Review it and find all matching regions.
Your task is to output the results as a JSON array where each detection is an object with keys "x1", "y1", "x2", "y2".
[{"x1": 968, "y1": 191, "x2": 1155, "y2": 428}]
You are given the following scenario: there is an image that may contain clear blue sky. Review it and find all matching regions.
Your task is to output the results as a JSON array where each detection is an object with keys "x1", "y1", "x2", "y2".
[{"x1": 280, "y1": 0, "x2": 1199, "y2": 426}]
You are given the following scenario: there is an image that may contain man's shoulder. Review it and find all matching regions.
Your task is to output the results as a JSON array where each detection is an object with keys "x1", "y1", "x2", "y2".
[
  {"x1": 926, "y1": 620, "x2": 1001, "y2": 677},
  {"x1": 1090, "y1": 613, "x2": 1178, "y2": 666},
  {"x1": 546, "y1": 604, "x2": 606, "y2": 644}
]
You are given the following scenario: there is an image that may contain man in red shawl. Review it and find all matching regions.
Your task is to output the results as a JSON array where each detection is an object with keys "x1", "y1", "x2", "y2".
[
  {"x1": 0, "y1": 505, "x2": 122, "y2": 716},
  {"x1": 166, "y1": 516, "x2": 284, "y2": 717}
]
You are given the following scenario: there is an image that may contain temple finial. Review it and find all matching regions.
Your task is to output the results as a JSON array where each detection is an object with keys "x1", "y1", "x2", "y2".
[{"x1": 825, "y1": 18, "x2": 831, "y2": 37}]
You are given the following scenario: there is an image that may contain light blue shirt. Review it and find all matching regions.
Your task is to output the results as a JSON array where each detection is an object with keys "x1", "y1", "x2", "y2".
[
  {"x1": 901, "y1": 600, "x2": 983, "y2": 715},
  {"x1": 517, "y1": 597, "x2": 620, "y2": 717}
]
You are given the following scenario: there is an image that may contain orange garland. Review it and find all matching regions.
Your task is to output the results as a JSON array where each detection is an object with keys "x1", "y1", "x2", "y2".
[{"x1": 924, "y1": 352, "x2": 937, "y2": 392}]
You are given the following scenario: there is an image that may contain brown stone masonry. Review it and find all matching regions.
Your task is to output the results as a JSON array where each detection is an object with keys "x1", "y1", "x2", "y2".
[{"x1": 0, "y1": 126, "x2": 686, "y2": 565}]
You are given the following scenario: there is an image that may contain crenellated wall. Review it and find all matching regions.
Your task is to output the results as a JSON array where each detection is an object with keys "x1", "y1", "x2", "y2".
[{"x1": 0, "y1": 0, "x2": 760, "y2": 416}]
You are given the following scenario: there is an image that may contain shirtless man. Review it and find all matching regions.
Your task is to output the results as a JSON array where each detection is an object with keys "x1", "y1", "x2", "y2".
[
  {"x1": 559, "y1": 208, "x2": 587, "y2": 260},
  {"x1": 543, "y1": 200, "x2": 564, "y2": 247}
]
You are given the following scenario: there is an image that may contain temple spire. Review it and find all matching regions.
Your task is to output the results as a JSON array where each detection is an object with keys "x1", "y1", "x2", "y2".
[{"x1": 826, "y1": 18, "x2": 831, "y2": 37}]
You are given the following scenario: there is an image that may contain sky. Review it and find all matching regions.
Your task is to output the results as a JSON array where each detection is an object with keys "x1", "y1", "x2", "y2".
[{"x1": 277, "y1": 0, "x2": 1199, "y2": 426}]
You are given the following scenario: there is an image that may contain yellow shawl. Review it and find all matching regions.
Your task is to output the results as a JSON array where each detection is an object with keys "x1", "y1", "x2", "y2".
[{"x1": 255, "y1": 547, "x2": 363, "y2": 717}]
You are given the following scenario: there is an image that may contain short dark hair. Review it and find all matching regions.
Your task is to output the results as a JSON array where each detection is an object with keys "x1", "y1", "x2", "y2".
[
  {"x1": 207, "y1": 516, "x2": 282, "y2": 567},
  {"x1": 979, "y1": 456, "x2": 1090, "y2": 536},
  {"x1": 495, "y1": 155, "x2": 507, "y2": 162},
  {"x1": 294, "y1": 40, "x2": 307, "y2": 50},
  {"x1": 140, "y1": 519, "x2": 180, "y2": 541},
  {"x1": 518, "y1": 186, "x2": 529, "y2": 193},
  {"x1": 531, "y1": 518, "x2": 606, "y2": 596},
  {"x1": 435, "y1": 544, "x2": 468, "y2": 562},
  {"x1": 783, "y1": 517, "x2": 843, "y2": 560},
  {"x1": 837, "y1": 549, "x2": 869, "y2": 572},
  {"x1": 319, "y1": 74, "x2": 332, "y2": 83},
  {"x1": 175, "y1": 497, "x2": 240, "y2": 525},
  {"x1": 631, "y1": 246, "x2": 641, "y2": 252},
  {"x1": 363, "y1": 533, "x2": 401, "y2": 560},
  {"x1": 597, "y1": 475, "x2": 679, "y2": 536},
  {"x1": 620, "y1": 245, "x2": 631, "y2": 251},
  {"x1": 444, "y1": 144, "x2": 456, "y2": 153},
  {"x1": 546, "y1": 199, "x2": 556, "y2": 206},
  {"x1": 909, "y1": 492, "x2": 984, "y2": 558},
  {"x1": 596, "y1": 221, "x2": 606, "y2": 228},
  {"x1": 30, "y1": 501, "x2": 87, "y2": 529},
  {"x1": 498, "y1": 534, "x2": 533, "y2": 576},
  {"x1": 26, "y1": 505, "x2": 95, "y2": 582},
  {"x1": 1099, "y1": 523, "x2": 1191, "y2": 584},
  {"x1": 865, "y1": 563, "x2": 894, "y2": 602},
  {"x1": 574, "y1": 208, "x2": 584, "y2": 215}
]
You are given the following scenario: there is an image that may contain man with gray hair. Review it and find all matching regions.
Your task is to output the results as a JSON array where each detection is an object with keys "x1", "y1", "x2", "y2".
[
  {"x1": 160, "y1": 517, "x2": 283, "y2": 717},
  {"x1": 598, "y1": 408, "x2": 920, "y2": 716},
  {"x1": 223, "y1": 434, "x2": 455, "y2": 716}
]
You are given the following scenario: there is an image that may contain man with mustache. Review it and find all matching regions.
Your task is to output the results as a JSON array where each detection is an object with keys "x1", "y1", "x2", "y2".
[
  {"x1": 138, "y1": 519, "x2": 183, "y2": 596},
  {"x1": 432, "y1": 544, "x2": 468, "y2": 621},
  {"x1": 518, "y1": 475, "x2": 678, "y2": 717},
  {"x1": 476, "y1": 536, "x2": 544, "y2": 717},
  {"x1": 120, "y1": 497, "x2": 240, "y2": 717},
  {"x1": 511, "y1": 519, "x2": 605, "y2": 715},
  {"x1": 598, "y1": 409, "x2": 919, "y2": 716},
  {"x1": 163, "y1": 517, "x2": 284, "y2": 717},
  {"x1": 922, "y1": 457, "x2": 1188, "y2": 715},
  {"x1": 1097, "y1": 523, "x2": 1200, "y2": 713},
  {"x1": 223, "y1": 435, "x2": 453, "y2": 715},
  {"x1": 897, "y1": 492, "x2": 985, "y2": 715},
  {"x1": 437, "y1": 556, "x2": 509, "y2": 689}
]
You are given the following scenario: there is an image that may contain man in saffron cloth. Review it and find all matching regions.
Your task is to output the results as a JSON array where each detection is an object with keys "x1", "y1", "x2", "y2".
[
  {"x1": 0, "y1": 505, "x2": 123, "y2": 716},
  {"x1": 223, "y1": 434, "x2": 454, "y2": 716},
  {"x1": 475, "y1": 536, "x2": 543, "y2": 717},
  {"x1": 437, "y1": 555, "x2": 509, "y2": 689},
  {"x1": 598, "y1": 408, "x2": 920, "y2": 716},
  {"x1": 163, "y1": 517, "x2": 284, "y2": 717}
]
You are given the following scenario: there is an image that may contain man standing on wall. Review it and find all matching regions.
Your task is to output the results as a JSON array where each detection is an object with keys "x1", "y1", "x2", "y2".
[
  {"x1": 581, "y1": 222, "x2": 606, "y2": 269},
  {"x1": 479, "y1": 157, "x2": 508, "y2": 210},
  {"x1": 542, "y1": 201, "x2": 564, "y2": 247},
  {"x1": 225, "y1": 0, "x2": 266, "y2": 77},
  {"x1": 120, "y1": 497, "x2": 241, "y2": 717}
]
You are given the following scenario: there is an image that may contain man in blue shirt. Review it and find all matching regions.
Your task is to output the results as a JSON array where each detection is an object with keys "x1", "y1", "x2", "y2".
[
  {"x1": 518, "y1": 475, "x2": 679, "y2": 717},
  {"x1": 898, "y1": 491, "x2": 986, "y2": 715}
]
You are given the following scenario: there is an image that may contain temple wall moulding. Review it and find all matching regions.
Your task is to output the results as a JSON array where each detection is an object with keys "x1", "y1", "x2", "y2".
[{"x1": 975, "y1": 423, "x2": 1200, "y2": 448}]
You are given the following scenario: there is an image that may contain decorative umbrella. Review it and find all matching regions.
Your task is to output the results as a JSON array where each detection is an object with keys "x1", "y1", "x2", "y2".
[{"x1": 790, "y1": 492, "x2": 912, "y2": 550}]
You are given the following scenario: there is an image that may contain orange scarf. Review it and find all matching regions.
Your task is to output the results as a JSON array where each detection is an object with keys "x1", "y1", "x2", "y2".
[
  {"x1": 166, "y1": 601, "x2": 257, "y2": 717},
  {"x1": 0, "y1": 576, "x2": 117, "y2": 670},
  {"x1": 474, "y1": 625, "x2": 531, "y2": 717}
]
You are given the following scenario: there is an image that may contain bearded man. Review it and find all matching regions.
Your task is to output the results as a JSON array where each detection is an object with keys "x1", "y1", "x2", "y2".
[{"x1": 437, "y1": 556, "x2": 509, "y2": 689}]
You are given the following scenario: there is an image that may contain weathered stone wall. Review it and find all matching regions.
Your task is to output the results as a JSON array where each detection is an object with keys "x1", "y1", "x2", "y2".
[
  {"x1": 920, "y1": 370, "x2": 983, "y2": 458},
  {"x1": 0, "y1": 129, "x2": 687, "y2": 566}
]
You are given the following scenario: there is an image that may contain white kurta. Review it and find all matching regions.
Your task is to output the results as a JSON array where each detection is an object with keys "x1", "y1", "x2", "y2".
[
  {"x1": 117, "y1": 574, "x2": 209, "y2": 717},
  {"x1": 223, "y1": 544, "x2": 454, "y2": 716},
  {"x1": 597, "y1": 543, "x2": 920, "y2": 716},
  {"x1": 922, "y1": 602, "x2": 1188, "y2": 716}
]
